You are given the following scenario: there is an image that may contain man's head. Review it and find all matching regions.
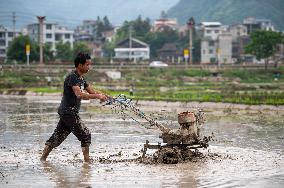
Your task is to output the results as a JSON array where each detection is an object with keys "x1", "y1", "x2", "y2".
[{"x1": 74, "y1": 52, "x2": 91, "y2": 74}]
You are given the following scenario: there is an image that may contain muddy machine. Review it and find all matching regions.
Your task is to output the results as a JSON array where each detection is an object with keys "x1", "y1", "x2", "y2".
[{"x1": 105, "y1": 95, "x2": 210, "y2": 164}]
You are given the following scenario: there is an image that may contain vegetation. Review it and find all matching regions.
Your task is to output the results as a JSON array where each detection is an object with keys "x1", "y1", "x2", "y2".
[
  {"x1": 103, "y1": 16, "x2": 201, "y2": 60},
  {"x1": 1, "y1": 67, "x2": 283, "y2": 105},
  {"x1": 7, "y1": 35, "x2": 53, "y2": 63},
  {"x1": 245, "y1": 30, "x2": 284, "y2": 69},
  {"x1": 168, "y1": 0, "x2": 284, "y2": 30}
]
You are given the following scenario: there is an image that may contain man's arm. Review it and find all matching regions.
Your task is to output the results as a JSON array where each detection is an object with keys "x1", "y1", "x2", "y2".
[
  {"x1": 85, "y1": 85, "x2": 103, "y2": 95},
  {"x1": 72, "y1": 86, "x2": 107, "y2": 101}
]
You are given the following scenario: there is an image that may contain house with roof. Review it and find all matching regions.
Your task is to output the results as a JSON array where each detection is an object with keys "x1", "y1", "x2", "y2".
[
  {"x1": 157, "y1": 43, "x2": 182, "y2": 63},
  {"x1": 114, "y1": 38, "x2": 150, "y2": 61}
]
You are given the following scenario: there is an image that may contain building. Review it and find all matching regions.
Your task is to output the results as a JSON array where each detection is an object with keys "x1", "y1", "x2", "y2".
[
  {"x1": 27, "y1": 22, "x2": 74, "y2": 52},
  {"x1": 199, "y1": 22, "x2": 232, "y2": 64},
  {"x1": 101, "y1": 30, "x2": 115, "y2": 43},
  {"x1": 217, "y1": 33, "x2": 233, "y2": 64},
  {"x1": 74, "y1": 20, "x2": 97, "y2": 42},
  {"x1": 114, "y1": 38, "x2": 150, "y2": 61},
  {"x1": 199, "y1": 22, "x2": 227, "y2": 40},
  {"x1": 153, "y1": 18, "x2": 178, "y2": 32},
  {"x1": 229, "y1": 24, "x2": 248, "y2": 41},
  {"x1": 243, "y1": 17, "x2": 275, "y2": 34},
  {"x1": 157, "y1": 43, "x2": 182, "y2": 63},
  {"x1": 0, "y1": 25, "x2": 21, "y2": 61}
]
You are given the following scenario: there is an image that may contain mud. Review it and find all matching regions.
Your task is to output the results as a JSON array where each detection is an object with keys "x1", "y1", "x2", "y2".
[{"x1": 0, "y1": 95, "x2": 284, "y2": 187}]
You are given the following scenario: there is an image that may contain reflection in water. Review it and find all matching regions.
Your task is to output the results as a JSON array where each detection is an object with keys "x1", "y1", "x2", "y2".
[{"x1": 42, "y1": 162, "x2": 92, "y2": 188}]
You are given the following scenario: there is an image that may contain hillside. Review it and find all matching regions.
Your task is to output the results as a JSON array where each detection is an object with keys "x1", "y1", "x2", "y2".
[{"x1": 167, "y1": 0, "x2": 284, "y2": 30}]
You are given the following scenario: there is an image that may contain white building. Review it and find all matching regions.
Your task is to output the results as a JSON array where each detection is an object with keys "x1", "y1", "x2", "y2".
[
  {"x1": 27, "y1": 23, "x2": 74, "y2": 52},
  {"x1": 243, "y1": 17, "x2": 275, "y2": 34},
  {"x1": 114, "y1": 38, "x2": 150, "y2": 61},
  {"x1": 0, "y1": 25, "x2": 21, "y2": 61},
  {"x1": 199, "y1": 22, "x2": 227, "y2": 40},
  {"x1": 200, "y1": 22, "x2": 232, "y2": 64}
]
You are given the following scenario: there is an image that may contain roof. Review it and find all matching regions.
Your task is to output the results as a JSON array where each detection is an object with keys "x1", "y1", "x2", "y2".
[
  {"x1": 201, "y1": 22, "x2": 222, "y2": 26},
  {"x1": 116, "y1": 38, "x2": 149, "y2": 48},
  {"x1": 158, "y1": 43, "x2": 177, "y2": 52}
]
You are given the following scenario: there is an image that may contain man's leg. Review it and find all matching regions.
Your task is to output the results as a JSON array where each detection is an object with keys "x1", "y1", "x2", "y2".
[
  {"x1": 40, "y1": 145, "x2": 53, "y2": 162},
  {"x1": 68, "y1": 116, "x2": 91, "y2": 162},
  {"x1": 41, "y1": 118, "x2": 71, "y2": 162},
  {"x1": 81, "y1": 146, "x2": 90, "y2": 162}
]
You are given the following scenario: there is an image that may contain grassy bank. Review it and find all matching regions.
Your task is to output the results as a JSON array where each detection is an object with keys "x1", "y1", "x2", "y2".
[{"x1": 1, "y1": 66, "x2": 283, "y2": 105}]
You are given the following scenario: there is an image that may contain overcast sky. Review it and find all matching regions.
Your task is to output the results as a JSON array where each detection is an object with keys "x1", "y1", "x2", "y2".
[{"x1": 0, "y1": 0, "x2": 179, "y2": 29}]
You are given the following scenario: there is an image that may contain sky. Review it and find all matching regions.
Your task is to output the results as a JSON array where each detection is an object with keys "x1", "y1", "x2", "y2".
[{"x1": 0, "y1": 0, "x2": 179, "y2": 29}]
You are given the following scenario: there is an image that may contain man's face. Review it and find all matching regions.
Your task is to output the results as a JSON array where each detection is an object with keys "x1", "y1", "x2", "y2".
[{"x1": 79, "y1": 59, "x2": 92, "y2": 74}]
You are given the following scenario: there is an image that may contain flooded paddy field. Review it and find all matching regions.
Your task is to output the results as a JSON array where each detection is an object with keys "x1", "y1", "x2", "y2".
[{"x1": 0, "y1": 95, "x2": 283, "y2": 188}]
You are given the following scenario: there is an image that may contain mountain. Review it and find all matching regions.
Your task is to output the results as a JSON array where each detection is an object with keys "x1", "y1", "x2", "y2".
[
  {"x1": 0, "y1": 0, "x2": 179, "y2": 29},
  {"x1": 167, "y1": 0, "x2": 284, "y2": 30}
]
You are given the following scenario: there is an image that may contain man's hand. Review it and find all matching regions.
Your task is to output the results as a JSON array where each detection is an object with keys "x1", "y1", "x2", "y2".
[{"x1": 98, "y1": 94, "x2": 108, "y2": 103}]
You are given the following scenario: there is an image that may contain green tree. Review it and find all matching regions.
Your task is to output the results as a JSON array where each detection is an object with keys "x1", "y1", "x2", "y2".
[
  {"x1": 160, "y1": 10, "x2": 168, "y2": 19},
  {"x1": 55, "y1": 41, "x2": 72, "y2": 62},
  {"x1": 245, "y1": 30, "x2": 284, "y2": 69},
  {"x1": 103, "y1": 41, "x2": 115, "y2": 59},
  {"x1": 115, "y1": 16, "x2": 151, "y2": 43},
  {"x1": 7, "y1": 35, "x2": 38, "y2": 63},
  {"x1": 43, "y1": 43, "x2": 54, "y2": 62},
  {"x1": 73, "y1": 42, "x2": 91, "y2": 59}
]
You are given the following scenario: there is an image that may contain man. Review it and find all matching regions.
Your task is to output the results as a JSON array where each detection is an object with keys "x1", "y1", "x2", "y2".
[{"x1": 40, "y1": 52, "x2": 109, "y2": 163}]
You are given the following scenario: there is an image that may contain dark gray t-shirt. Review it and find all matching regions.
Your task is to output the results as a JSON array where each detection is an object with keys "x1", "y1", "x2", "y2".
[{"x1": 58, "y1": 71, "x2": 89, "y2": 115}]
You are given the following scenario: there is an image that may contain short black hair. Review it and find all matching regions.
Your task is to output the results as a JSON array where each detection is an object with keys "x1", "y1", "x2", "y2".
[{"x1": 74, "y1": 52, "x2": 91, "y2": 67}]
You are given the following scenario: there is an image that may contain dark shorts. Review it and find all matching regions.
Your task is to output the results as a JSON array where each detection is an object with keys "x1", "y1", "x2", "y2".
[{"x1": 45, "y1": 115, "x2": 91, "y2": 148}]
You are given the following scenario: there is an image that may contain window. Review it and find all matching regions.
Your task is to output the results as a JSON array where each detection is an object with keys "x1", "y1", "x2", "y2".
[
  {"x1": 55, "y1": 34, "x2": 62, "y2": 41},
  {"x1": 46, "y1": 24, "x2": 52, "y2": 30},
  {"x1": 0, "y1": 32, "x2": 4, "y2": 38},
  {"x1": 65, "y1": 34, "x2": 70, "y2": 39},
  {"x1": 206, "y1": 30, "x2": 212, "y2": 34},
  {"x1": 203, "y1": 50, "x2": 206, "y2": 54},
  {"x1": 46, "y1": 34, "x2": 52, "y2": 38},
  {"x1": 8, "y1": 32, "x2": 14, "y2": 37},
  {"x1": 0, "y1": 49, "x2": 5, "y2": 54},
  {"x1": 0, "y1": 40, "x2": 5, "y2": 46},
  {"x1": 209, "y1": 49, "x2": 214, "y2": 54},
  {"x1": 209, "y1": 41, "x2": 214, "y2": 46},
  {"x1": 214, "y1": 30, "x2": 219, "y2": 34}
]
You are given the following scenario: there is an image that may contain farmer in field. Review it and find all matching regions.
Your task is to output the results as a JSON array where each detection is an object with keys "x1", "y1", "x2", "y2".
[{"x1": 40, "y1": 52, "x2": 109, "y2": 163}]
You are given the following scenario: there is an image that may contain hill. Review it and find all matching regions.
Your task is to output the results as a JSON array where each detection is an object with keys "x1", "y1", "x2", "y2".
[{"x1": 167, "y1": 0, "x2": 284, "y2": 30}]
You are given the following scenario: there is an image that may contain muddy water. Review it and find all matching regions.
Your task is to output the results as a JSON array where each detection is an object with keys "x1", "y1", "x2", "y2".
[{"x1": 0, "y1": 95, "x2": 283, "y2": 188}]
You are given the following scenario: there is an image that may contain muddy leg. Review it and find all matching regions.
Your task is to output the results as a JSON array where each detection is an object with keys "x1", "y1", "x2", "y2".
[
  {"x1": 40, "y1": 145, "x2": 53, "y2": 162},
  {"x1": 82, "y1": 146, "x2": 90, "y2": 163}
]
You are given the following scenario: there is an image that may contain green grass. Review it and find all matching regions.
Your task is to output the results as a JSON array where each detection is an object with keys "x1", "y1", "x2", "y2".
[{"x1": 1, "y1": 67, "x2": 284, "y2": 105}]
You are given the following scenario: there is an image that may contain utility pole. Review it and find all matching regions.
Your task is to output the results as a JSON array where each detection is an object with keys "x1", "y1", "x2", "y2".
[
  {"x1": 12, "y1": 12, "x2": 16, "y2": 40},
  {"x1": 187, "y1": 17, "x2": 195, "y2": 66},
  {"x1": 129, "y1": 25, "x2": 132, "y2": 61},
  {"x1": 37, "y1": 16, "x2": 45, "y2": 65}
]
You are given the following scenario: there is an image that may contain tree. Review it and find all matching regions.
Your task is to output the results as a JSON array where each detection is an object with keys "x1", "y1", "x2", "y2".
[
  {"x1": 115, "y1": 16, "x2": 151, "y2": 43},
  {"x1": 7, "y1": 35, "x2": 38, "y2": 63},
  {"x1": 160, "y1": 10, "x2": 168, "y2": 19},
  {"x1": 43, "y1": 43, "x2": 54, "y2": 62},
  {"x1": 73, "y1": 42, "x2": 91, "y2": 59},
  {"x1": 245, "y1": 30, "x2": 284, "y2": 69},
  {"x1": 55, "y1": 41, "x2": 72, "y2": 62}
]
